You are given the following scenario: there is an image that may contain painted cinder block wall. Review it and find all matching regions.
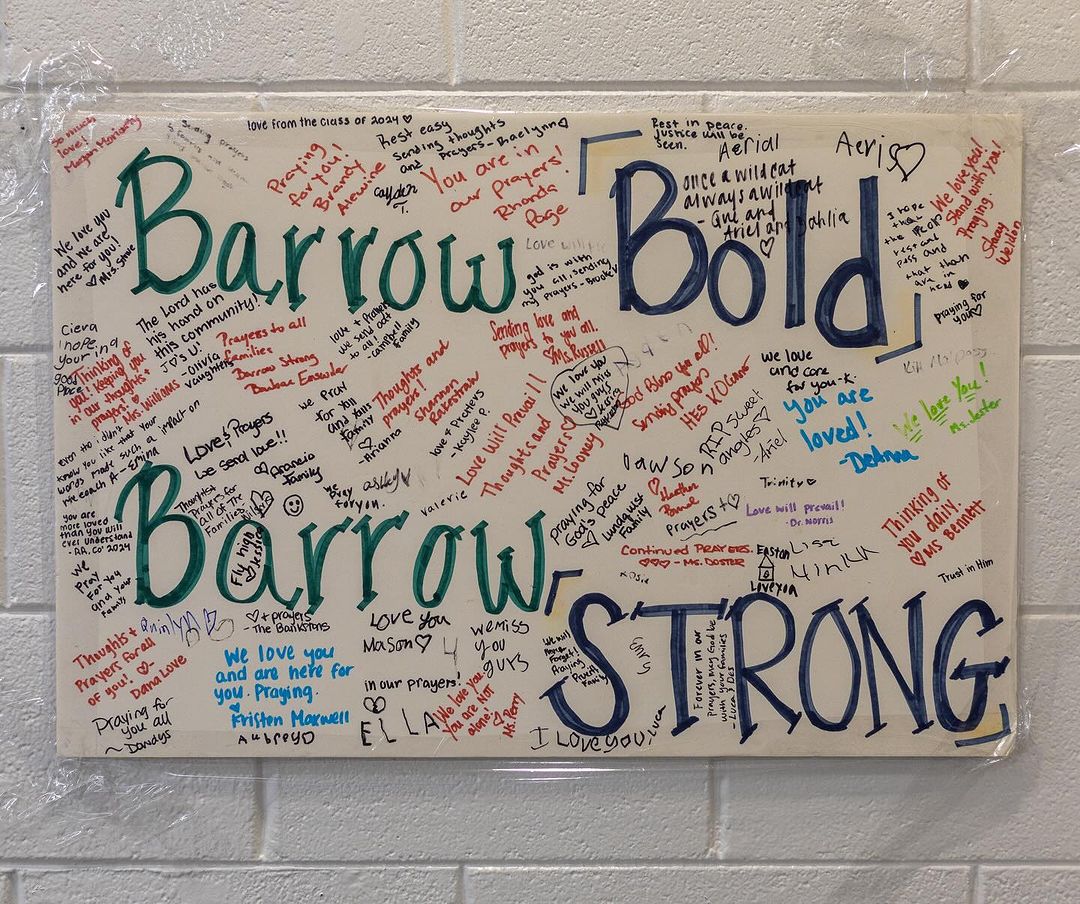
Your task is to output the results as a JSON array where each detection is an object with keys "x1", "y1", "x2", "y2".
[{"x1": 1, "y1": 2, "x2": 1077, "y2": 902}]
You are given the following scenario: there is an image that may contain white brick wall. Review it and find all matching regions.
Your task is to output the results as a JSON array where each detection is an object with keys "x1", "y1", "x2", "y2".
[{"x1": 0, "y1": 2, "x2": 1075, "y2": 901}]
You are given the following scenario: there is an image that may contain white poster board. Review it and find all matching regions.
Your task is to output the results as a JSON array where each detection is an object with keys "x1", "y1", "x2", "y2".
[{"x1": 51, "y1": 111, "x2": 1020, "y2": 756}]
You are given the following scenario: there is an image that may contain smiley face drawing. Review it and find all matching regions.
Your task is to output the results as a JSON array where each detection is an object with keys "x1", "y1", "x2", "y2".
[{"x1": 282, "y1": 494, "x2": 304, "y2": 517}]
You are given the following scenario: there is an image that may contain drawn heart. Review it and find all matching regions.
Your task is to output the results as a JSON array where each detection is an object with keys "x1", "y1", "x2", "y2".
[
  {"x1": 250, "y1": 490, "x2": 274, "y2": 518},
  {"x1": 415, "y1": 633, "x2": 433, "y2": 654},
  {"x1": 245, "y1": 611, "x2": 261, "y2": 625},
  {"x1": 887, "y1": 142, "x2": 927, "y2": 182},
  {"x1": 958, "y1": 279, "x2": 969, "y2": 290},
  {"x1": 402, "y1": 115, "x2": 413, "y2": 124},
  {"x1": 806, "y1": 478, "x2": 817, "y2": 486},
  {"x1": 363, "y1": 695, "x2": 387, "y2": 715},
  {"x1": 552, "y1": 346, "x2": 629, "y2": 432},
  {"x1": 229, "y1": 702, "x2": 241, "y2": 713},
  {"x1": 971, "y1": 304, "x2": 983, "y2": 317},
  {"x1": 136, "y1": 661, "x2": 151, "y2": 675},
  {"x1": 759, "y1": 236, "x2": 776, "y2": 258}
]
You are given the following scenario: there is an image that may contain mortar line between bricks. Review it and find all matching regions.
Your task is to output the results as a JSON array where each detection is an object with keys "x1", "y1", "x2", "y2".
[
  {"x1": 705, "y1": 759, "x2": 717, "y2": 859},
  {"x1": 254, "y1": 758, "x2": 268, "y2": 861},
  {"x1": 15, "y1": 84, "x2": 1080, "y2": 102},
  {"x1": 2, "y1": 79, "x2": 976, "y2": 95},
  {"x1": 1, "y1": 359, "x2": 7, "y2": 619},
  {"x1": 456, "y1": 864, "x2": 465, "y2": 904},
  {"x1": 713, "y1": 766, "x2": 731, "y2": 859},
  {"x1": 1021, "y1": 609, "x2": 1080, "y2": 618},
  {"x1": 452, "y1": 78, "x2": 969, "y2": 93},
  {"x1": 447, "y1": 0, "x2": 461, "y2": 88},
  {"x1": 973, "y1": 80, "x2": 1080, "y2": 92},
  {"x1": 971, "y1": 862, "x2": 983, "y2": 904},
  {"x1": 0, "y1": 346, "x2": 50, "y2": 356},
  {"x1": 965, "y1": 0, "x2": 977, "y2": 89},
  {"x1": 2, "y1": 858, "x2": 1066, "y2": 870},
  {"x1": 1022, "y1": 346, "x2": 1080, "y2": 357},
  {"x1": 11, "y1": 869, "x2": 24, "y2": 904},
  {"x1": 263, "y1": 759, "x2": 279, "y2": 860}
]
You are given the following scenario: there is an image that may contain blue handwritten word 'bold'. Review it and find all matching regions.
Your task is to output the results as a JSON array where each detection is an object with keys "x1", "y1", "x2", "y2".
[{"x1": 611, "y1": 161, "x2": 887, "y2": 348}]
